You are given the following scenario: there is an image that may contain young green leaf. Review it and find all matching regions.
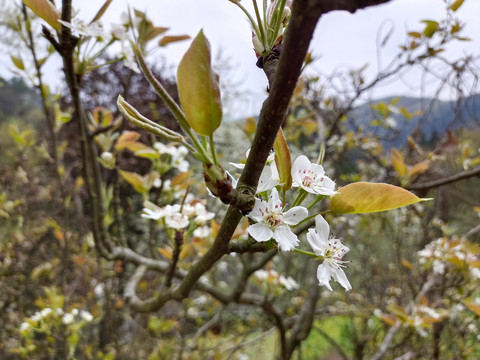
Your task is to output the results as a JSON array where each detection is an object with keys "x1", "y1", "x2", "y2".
[
  {"x1": 391, "y1": 149, "x2": 407, "y2": 177},
  {"x1": 23, "y1": 0, "x2": 61, "y2": 31},
  {"x1": 422, "y1": 20, "x2": 439, "y2": 38},
  {"x1": 330, "y1": 182, "x2": 431, "y2": 214},
  {"x1": 449, "y1": 0, "x2": 464, "y2": 12},
  {"x1": 10, "y1": 55, "x2": 25, "y2": 70},
  {"x1": 119, "y1": 170, "x2": 147, "y2": 194},
  {"x1": 273, "y1": 128, "x2": 292, "y2": 191},
  {"x1": 177, "y1": 30, "x2": 222, "y2": 137}
]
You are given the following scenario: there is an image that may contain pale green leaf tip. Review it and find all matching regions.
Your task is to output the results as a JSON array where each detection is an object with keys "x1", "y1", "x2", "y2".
[{"x1": 420, "y1": 198, "x2": 434, "y2": 202}]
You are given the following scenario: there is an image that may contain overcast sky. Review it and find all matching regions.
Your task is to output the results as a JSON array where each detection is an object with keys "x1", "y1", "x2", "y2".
[{"x1": 4, "y1": 0, "x2": 480, "y2": 115}]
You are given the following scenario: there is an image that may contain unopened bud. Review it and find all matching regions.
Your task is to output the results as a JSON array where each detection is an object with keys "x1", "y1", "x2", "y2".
[
  {"x1": 203, "y1": 163, "x2": 236, "y2": 204},
  {"x1": 100, "y1": 151, "x2": 115, "y2": 169}
]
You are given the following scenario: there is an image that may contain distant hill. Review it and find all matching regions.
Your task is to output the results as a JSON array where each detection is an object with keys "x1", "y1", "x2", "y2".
[
  {"x1": 346, "y1": 94, "x2": 480, "y2": 148},
  {"x1": 0, "y1": 76, "x2": 41, "y2": 123}
]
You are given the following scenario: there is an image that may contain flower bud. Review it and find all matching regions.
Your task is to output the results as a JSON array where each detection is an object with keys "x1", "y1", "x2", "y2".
[
  {"x1": 100, "y1": 151, "x2": 116, "y2": 169},
  {"x1": 203, "y1": 163, "x2": 236, "y2": 204}
]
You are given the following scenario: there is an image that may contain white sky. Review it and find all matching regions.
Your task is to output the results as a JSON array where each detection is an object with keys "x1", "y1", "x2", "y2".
[{"x1": 3, "y1": 0, "x2": 480, "y2": 115}]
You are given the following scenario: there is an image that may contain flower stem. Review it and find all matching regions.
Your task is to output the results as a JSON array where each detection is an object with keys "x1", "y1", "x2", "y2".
[
  {"x1": 290, "y1": 189, "x2": 307, "y2": 208},
  {"x1": 293, "y1": 248, "x2": 317, "y2": 258},
  {"x1": 307, "y1": 194, "x2": 325, "y2": 210}
]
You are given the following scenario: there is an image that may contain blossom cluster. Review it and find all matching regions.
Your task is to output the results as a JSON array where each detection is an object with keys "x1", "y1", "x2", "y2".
[
  {"x1": 58, "y1": 12, "x2": 140, "y2": 73},
  {"x1": 254, "y1": 269, "x2": 299, "y2": 291},
  {"x1": 418, "y1": 237, "x2": 480, "y2": 279},
  {"x1": 242, "y1": 154, "x2": 351, "y2": 291},
  {"x1": 142, "y1": 194, "x2": 214, "y2": 234},
  {"x1": 152, "y1": 142, "x2": 190, "y2": 173},
  {"x1": 20, "y1": 307, "x2": 94, "y2": 335}
]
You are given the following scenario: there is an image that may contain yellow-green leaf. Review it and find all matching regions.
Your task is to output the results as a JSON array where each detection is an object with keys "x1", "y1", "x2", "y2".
[
  {"x1": 273, "y1": 128, "x2": 292, "y2": 191},
  {"x1": 391, "y1": 149, "x2": 407, "y2": 177},
  {"x1": 10, "y1": 55, "x2": 25, "y2": 70},
  {"x1": 379, "y1": 314, "x2": 398, "y2": 327},
  {"x1": 177, "y1": 30, "x2": 222, "y2": 136},
  {"x1": 135, "y1": 148, "x2": 159, "y2": 160},
  {"x1": 408, "y1": 160, "x2": 429, "y2": 177},
  {"x1": 243, "y1": 117, "x2": 257, "y2": 135},
  {"x1": 159, "y1": 35, "x2": 190, "y2": 46},
  {"x1": 449, "y1": 0, "x2": 464, "y2": 12},
  {"x1": 465, "y1": 301, "x2": 480, "y2": 316},
  {"x1": 119, "y1": 170, "x2": 147, "y2": 194},
  {"x1": 330, "y1": 182, "x2": 431, "y2": 214},
  {"x1": 408, "y1": 31, "x2": 422, "y2": 38},
  {"x1": 422, "y1": 20, "x2": 439, "y2": 38},
  {"x1": 23, "y1": 0, "x2": 61, "y2": 31}
]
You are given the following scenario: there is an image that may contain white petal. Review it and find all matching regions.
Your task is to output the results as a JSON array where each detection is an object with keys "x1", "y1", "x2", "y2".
[
  {"x1": 291, "y1": 155, "x2": 310, "y2": 185},
  {"x1": 312, "y1": 176, "x2": 337, "y2": 196},
  {"x1": 248, "y1": 223, "x2": 273, "y2": 242},
  {"x1": 314, "y1": 215, "x2": 330, "y2": 242},
  {"x1": 282, "y1": 206, "x2": 308, "y2": 225},
  {"x1": 272, "y1": 226, "x2": 299, "y2": 251},
  {"x1": 229, "y1": 162, "x2": 245, "y2": 170},
  {"x1": 307, "y1": 228, "x2": 327, "y2": 256},
  {"x1": 267, "y1": 188, "x2": 282, "y2": 211},
  {"x1": 331, "y1": 267, "x2": 352, "y2": 291},
  {"x1": 225, "y1": 171, "x2": 238, "y2": 189},
  {"x1": 257, "y1": 166, "x2": 280, "y2": 193},
  {"x1": 248, "y1": 198, "x2": 268, "y2": 222},
  {"x1": 310, "y1": 163, "x2": 325, "y2": 176},
  {"x1": 316, "y1": 263, "x2": 333, "y2": 291}
]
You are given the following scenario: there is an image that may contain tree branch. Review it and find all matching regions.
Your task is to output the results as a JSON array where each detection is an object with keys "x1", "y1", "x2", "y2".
[{"x1": 408, "y1": 166, "x2": 480, "y2": 192}]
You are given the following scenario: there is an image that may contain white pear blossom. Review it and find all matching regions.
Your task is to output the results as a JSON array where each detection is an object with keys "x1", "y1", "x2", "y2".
[
  {"x1": 58, "y1": 19, "x2": 107, "y2": 39},
  {"x1": 20, "y1": 322, "x2": 31, "y2": 332},
  {"x1": 291, "y1": 155, "x2": 337, "y2": 197},
  {"x1": 193, "y1": 226, "x2": 212, "y2": 238},
  {"x1": 247, "y1": 188, "x2": 308, "y2": 251},
  {"x1": 230, "y1": 149, "x2": 281, "y2": 193},
  {"x1": 62, "y1": 313, "x2": 74, "y2": 325},
  {"x1": 307, "y1": 215, "x2": 352, "y2": 291},
  {"x1": 80, "y1": 310, "x2": 94, "y2": 322},
  {"x1": 193, "y1": 203, "x2": 215, "y2": 225},
  {"x1": 153, "y1": 142, "x2": 189, "y2": 172},
  {"x1": 254, "y1": 269, "x2": 299, "y2": 290},
  {"x1": 165, "y1": 213, "x2": 189, "y2": 229}
]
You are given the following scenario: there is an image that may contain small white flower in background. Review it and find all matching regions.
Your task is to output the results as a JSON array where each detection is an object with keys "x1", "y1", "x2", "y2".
[
  {"x1": 171, "y1": 145, "x2": 189, "y2": 172},
  {"x1": 80, "y1": 310, "x2": 94, "y2": 322},
  {"x1": 254, "y1": 269, "x2": 299, "y2": 290},
  {"x1": 62, "y1": 313, "x2": 75, "y2": 325},
  {"x1": 58, "y1": 19, "x2": 107, "y2": 39},
  {"x1": 193, "y1": 203, "x2": 215, "y2": 225},
  {"x1": 141, "y1": 201, "x2": 181, "y2": 221},
  {"x1": 141, "y1": 201, "x2": 166, "y2": 220},
  {"x1": 40, "y1": 308, "x2": 53, "y2": 318},
  {"x1": 247, "y1": 188, "x2": 308, "y2": 251},
  {"x1": 20, "y1": 322, "x2": 31, "y2": 332},
  {"x1": 165, "y1": 212, "x2": 189, "y2": 229},
  {"x1": 279, "y1": 274, "x2": 299, "y2": 290},
  {"x1": 307, "y1": 215, "x2": 352, "y2": 291},
  {"x1": 121, "y1": 44, "x2": 140, "y2": 73},
  {"x1": 31, "y1": 312, "x2": 42, "y2": 322},
  {"x1": 292, "y1": 155, "x2": 337, "y2": 197},
  {"x1": 153, "y1": 142, "x2": 189, "y2": 172}
]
